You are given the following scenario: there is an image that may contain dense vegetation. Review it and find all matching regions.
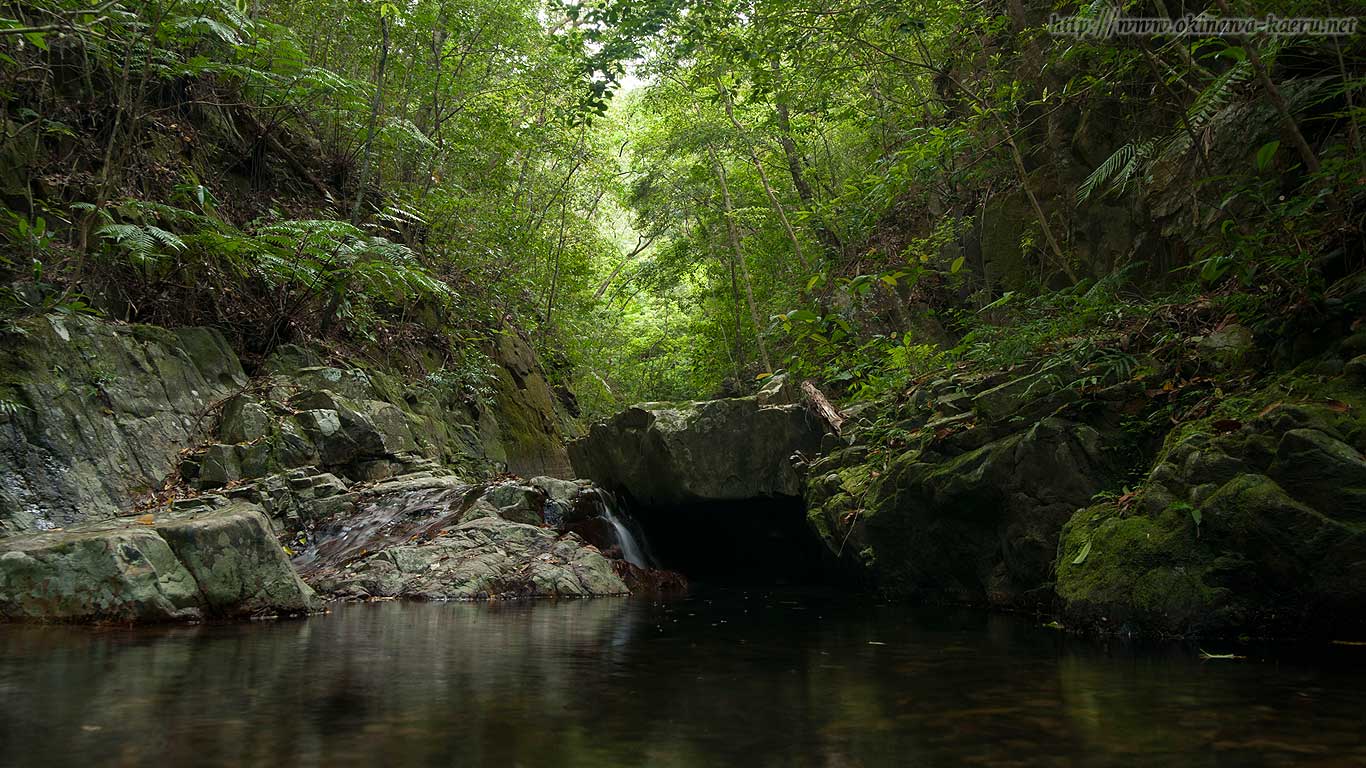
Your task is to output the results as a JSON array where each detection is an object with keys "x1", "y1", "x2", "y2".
[{"x1": 1, "y1": 0, "x2": 1362, "y2": 418}]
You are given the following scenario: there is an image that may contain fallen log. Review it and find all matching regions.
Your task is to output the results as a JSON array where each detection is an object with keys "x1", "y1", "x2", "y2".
[{"x1": 801, "y1": 379, "x2": 845, "y2": 434}]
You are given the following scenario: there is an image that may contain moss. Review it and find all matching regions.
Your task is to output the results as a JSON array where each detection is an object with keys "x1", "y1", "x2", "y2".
[{"x1": 1056, "y1": 501, "x2": 1224, "y2": 634}]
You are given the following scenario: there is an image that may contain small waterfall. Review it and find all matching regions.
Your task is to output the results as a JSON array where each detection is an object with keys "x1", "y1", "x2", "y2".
[{"x1": 596, "y1": 492, "x2": 653, "y2": 569}]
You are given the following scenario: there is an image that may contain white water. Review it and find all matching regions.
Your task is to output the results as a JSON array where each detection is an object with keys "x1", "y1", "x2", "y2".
[{"x1": 598, "y1": 494, "x2": 651, "y2": 569}]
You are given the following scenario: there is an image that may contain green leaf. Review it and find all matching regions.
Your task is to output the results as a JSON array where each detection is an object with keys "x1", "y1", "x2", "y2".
[
  {"x1": 24, "y1": 32, "x2": 48, "y2": 51},
  {"x1": 1254, "y1": 140, "x2": 1280, "y2": 172},
  {"x1": 951, "y1": 256, "x2": 965, "y2": 274},
  {"x1": 1072, "y1": 539, "x2": 1092, "y2": 565}
]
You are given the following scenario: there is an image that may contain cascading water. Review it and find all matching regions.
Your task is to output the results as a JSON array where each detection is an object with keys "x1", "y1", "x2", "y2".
[{"x1": 595, "y1": 491, "x2": 654, "y2": 569}]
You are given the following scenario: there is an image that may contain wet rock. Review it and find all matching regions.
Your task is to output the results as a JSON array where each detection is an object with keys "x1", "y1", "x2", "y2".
[
  {"x1": 1196, "y1": 324, "x2": 1257, "y2": 371},
  {"x1": 0, "y1": 503, "x2": 319, "y2": 623},
  {"x1": 611, "y1": 560, "x2": 687, "y2": 595},
  {"x1": 481, "y1": 482, "x2": 545, "y2": 525},
  {"x1": 153, "y1": 504, "x2": 321, "y2": 617},
  {"x1": 568, "y1": 397, "x2": 827, "y2": 505},
  {"x1": 316, "y1": 517, "x2": 628, "y2": 600},
  {"x1": 809, "y1": 416, "x2": 1122, "y2": 608},
  {"x1": 218, "y1": 396, "x2": 273, "y2": 444},
  {"x1": 755, "y1": 374, "x2": 800, "y2": 406},
  {"x1": 1345, "y1": 355, "x2": 1366, "y2": 386},
  {"x1": 1056, "y1": 399, "x2": 1366, "y2": 638},
  {"x1": 197, "y1": 444, "x2": 242, "y2": 488},
  {"x1": 1269, "y1": 428, "x2": 1366, "y2": 520}
]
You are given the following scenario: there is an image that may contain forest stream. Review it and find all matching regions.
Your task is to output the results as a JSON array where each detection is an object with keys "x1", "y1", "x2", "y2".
[
  {"x1": 4, "y1": 592, "x2": 1366, "y2": 768},
  {"x1": 4, "y1": 0, "x2": 1366, "y2": 765}
]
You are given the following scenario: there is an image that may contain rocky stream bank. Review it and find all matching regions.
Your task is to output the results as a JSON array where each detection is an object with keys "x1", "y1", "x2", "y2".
[{"x1": 3, "y1": 309, "x2": 1365, "y2": 639}]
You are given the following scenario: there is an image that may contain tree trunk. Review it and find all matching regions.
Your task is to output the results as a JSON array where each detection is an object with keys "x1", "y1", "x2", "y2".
[
  {"x1": 717, "y1": 77, "x2": 812, "y2": 275},
  {"x1": 708, "y1": 143, "x2": 772, "y2": 371},
  {"x1": 351, "y1": 14, "x2": 390, "y2": 224}
]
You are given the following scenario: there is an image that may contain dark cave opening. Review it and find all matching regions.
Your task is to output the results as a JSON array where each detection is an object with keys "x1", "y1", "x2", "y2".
[{"x1": 627, "y1": 497, "x2": 837, "y2": 586}]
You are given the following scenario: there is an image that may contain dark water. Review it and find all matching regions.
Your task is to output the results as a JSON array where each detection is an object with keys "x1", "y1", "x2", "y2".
[{"x1": 3, "y1": 591, "x2": 1364, "y2": 768}]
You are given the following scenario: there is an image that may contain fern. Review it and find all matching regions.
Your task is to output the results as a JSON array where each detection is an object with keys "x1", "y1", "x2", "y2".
[
  {"x1": 0, "y1": 398, "x2": 28, "y2": 416},
  {"x1": 1079, "y1": 50, "x2": 1267, "y2": 203},
  {"x1": 1077, "y1": 143, "x2": 1135, "y2": 203},
  {"x1": 96, "y1": 223, "x2": 185, "y2": 266}
]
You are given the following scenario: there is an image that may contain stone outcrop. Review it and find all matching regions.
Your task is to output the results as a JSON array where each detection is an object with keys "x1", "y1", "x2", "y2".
[
  {"x1": 0, "y1": 315, "x2": 246, "y2": 534},
  {"x1": 567, "y1": 396, "x2": 827, "y2": 506},
  {"x1": 291, "y1": 474, "x2": 633, "y2": 600},
  {"x1": 0, "y1": 503, "x2": 319, "y2": 623},
  {"x1": 0, "y1": 314, "x2": 578, "y2": 537},
  {"x1": 0, "y1": 313, "x2": 627, "y2": 622},
  {"x1": 318, "y1": 516, "x2": 628, "y2": 600},
  {"x1": 1056, "y1": 397, "x2": 1366, "y2": 637},
  {"x1": 806, "y1": 375, "x2": 1128, "y2": 609}
]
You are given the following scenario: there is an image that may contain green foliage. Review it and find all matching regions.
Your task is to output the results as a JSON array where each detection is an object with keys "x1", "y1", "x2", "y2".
[{"x1": 1, "y1": 0, "x2": 1361, "y2": 413}]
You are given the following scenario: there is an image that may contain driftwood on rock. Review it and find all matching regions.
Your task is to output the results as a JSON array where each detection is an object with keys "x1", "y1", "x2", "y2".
[{"x1": 800, "y1": 379, "x2": 845, "y2": 434}]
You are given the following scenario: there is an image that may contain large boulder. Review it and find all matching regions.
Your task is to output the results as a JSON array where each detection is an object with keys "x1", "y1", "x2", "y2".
[
  {"x1": 567, "y1": 397, "x2": 826, "y2": 506},
  {"x1": 808, "y1": 415, "x2": 1125, "y2": 608},
  {"x1": 0, "y1": 503, "x2": 319, "y2": 623},
  {"x1": 0, "y1": 315, "x2": 247, "y2": 534}
]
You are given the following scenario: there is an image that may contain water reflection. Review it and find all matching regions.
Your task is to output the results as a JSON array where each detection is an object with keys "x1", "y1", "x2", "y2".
[{"x1": 1, "y1": 593, "x2": 1363, "y2": 767}]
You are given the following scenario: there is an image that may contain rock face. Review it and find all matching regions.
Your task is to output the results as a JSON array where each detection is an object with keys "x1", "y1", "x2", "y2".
[
  {"x1": 568, "y1": 397, "x2": 826, "y2": 506},
  {"x1": 0, "y1": 315, "x2": 579, "y2": 536},
  {"x1": 0, "y1": 315, "x2": 247, "y2": 534},
  {"x1": 0, "y1": 503, "x2": 319, "y2": 623},
  {"x1": 1056, "y1": 399, "x2": 1366, "y2": 637},
  {"x1": 0, "y1": 314, "x2": 621, "y2": 622}
]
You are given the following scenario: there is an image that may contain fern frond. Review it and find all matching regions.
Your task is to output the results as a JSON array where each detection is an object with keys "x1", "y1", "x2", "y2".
[{"x1": 1077, "y1": 143, "x2": 1135, "y2": 203}]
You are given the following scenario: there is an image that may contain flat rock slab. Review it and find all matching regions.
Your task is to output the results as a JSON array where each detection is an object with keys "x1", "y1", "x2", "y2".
[
  {"x1": 296, "y1": 475, "x2": 629, "y2": 600},
  {"x1": 312, "y1": 516, "x2": 628, "y2": 600},
  {"x1": 567, "y1": 397, "x2": 826, "y2": 506},
  {"x1": 0, "y1": 503, "x2": 319, "y2": 623}
]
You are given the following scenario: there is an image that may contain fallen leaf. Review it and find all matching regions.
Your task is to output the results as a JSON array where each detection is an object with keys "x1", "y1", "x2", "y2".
[
  {"x1": 1199, "y1": 649, "x2": 1246, "y2": 660},
  {"x1": 135, "y1": 514, "x2": 155, "y2": 526},
  {"x1": 1257, "y1": 401, "x2": 1283, "y2": 417}
]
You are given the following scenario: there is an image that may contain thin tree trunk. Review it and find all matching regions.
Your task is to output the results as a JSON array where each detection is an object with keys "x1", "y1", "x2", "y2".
[
  {"x1": 351, "y1": 14, "x2": 390, "y2": 223},
  {"x1": 717, "y1": 77, "x2": 812, "y2": 275},
  {"x1": 706, "y1": 135, "x2": 772, "y2": 371},
  {"x1": 1213, "y1": 0, "x2": 1319, "y2": 174},
  {"x1": 770, "y1": 59, "x2": 842, "y2": 254},
  {"x1": 703, "y1": 222, "x2": 746, "y2": 380}
]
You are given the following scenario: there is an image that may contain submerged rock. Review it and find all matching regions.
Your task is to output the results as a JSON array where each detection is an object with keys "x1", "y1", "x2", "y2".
[
  {"x1": 0, "y1": 503, "x2": 319, "y2": 623},
  {"x1": 567, "y1": 397, "x2": 826, "y2": 505}
]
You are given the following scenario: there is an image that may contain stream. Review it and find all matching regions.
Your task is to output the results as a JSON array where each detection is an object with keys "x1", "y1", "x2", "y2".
[{"x1": 3, "y1": 590, "x2": 1364, "y2": 767}]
